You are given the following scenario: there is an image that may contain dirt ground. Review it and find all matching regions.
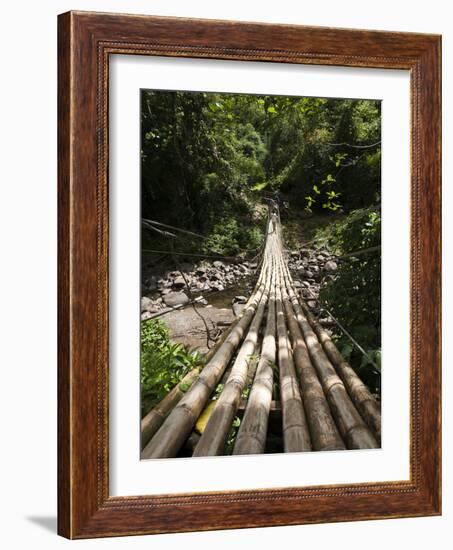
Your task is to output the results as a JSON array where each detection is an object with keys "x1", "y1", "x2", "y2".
[{"x1": 164, "y1": 304, "x2": 235, "y2": 354}]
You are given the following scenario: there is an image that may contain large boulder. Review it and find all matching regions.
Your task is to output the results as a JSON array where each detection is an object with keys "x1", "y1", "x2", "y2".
[{"x1": 163, "y1": 291, "x2": 190, "y2": 308}]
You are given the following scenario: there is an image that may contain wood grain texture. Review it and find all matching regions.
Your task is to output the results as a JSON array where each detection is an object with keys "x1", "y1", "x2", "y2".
[
  {"x1": 57, "y1": 11, "x2": 71, "y2": 537},
  {"x1": 57, "y1": 10, "x2": 441, "y2": 539}
]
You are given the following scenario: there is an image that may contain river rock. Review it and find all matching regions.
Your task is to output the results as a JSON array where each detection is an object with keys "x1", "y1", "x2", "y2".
[
  {"x1": 163, "y1": 291, "x2": 189, "y2": 308},
  {"x1": 141, "y1": 311, "x2": 154, "y2": 321},
  {"x1": 209, "y1": 272, "x2": 222, "y2": 281},
  {"x1": 197, "y1": 282, "x2": 211, "y2": 291},
  {"x1": 213, "y1": 260, "x2": 225, "y2": 270},
  {"x1": 233, "y1": 295, "x2": 248, "y2": 303},
  {"x1": 210, "y1": 282, "x2": 224, "y2": 292},
  {"x1": 141, "y1": 296, "x2": 154, "y2": 312},
  {"x1": 173, "y1": 275, "x2": 186, "y2": 288},
  {"x1": 324, "y1": 260, "x2": 338, "y2": 272}
]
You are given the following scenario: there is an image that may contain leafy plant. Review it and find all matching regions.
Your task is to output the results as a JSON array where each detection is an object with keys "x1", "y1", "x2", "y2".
[
  {"x1": 225, "y1": 416, "x2": 242, "y2": 454},
  {"x1": 203, "y1": 216, "x2": 264, "y2": 256},
  {"x1": 316, "y1": 208, "x2": 381, "y2": 395},
  {"x1": 212, "y1": 383, "x2": 224, "y2": 401},
  {"x1": 141, "y1": 319, "x2": 205, "y2": 415}
]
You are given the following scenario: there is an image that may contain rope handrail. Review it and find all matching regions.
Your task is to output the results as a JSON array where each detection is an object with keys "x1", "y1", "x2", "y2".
[
  {"x1": 142, "y1": 248, "x2": 239, "y2": 262},
  {"x1": 142, "y1": 218, "x2": 209, "y2": 241},
  {"x1": 326, "y1": 140, "x2": 381, "y2": 149},
  {"x1": 302, "y1": 286, "x2": 380, "y2": 373}
]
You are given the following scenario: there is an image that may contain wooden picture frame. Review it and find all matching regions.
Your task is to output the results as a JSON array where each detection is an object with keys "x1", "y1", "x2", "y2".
[{"x1": 58, "y1": 11, "x2": 441, "y2": 539}]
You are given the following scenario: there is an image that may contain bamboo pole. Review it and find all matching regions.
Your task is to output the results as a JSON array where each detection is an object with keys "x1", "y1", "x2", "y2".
[
  {"x1": 233, "y1": 264, "x2": 277, "y2": 455},
  {"x1": 142, "y1": 222, "x2": 273, "y2": 459},
  {"x1": 192, "y1": 256, "x2": 272, "y2": 456},
  {"x1": 284, "y1": 261, "x2": 378, "y2": 449},
  {"x1": 275, "y1": 255, "x2": 312, "y2": 453},
  {"x1": 300, "y1": 302, "x2": 381, "y2": 442},
  {"x1": 280, "y1": 270, "x2": 345, "y2": 451},
  {"x1": 140, "y1": 367, "x2": 201, "y2": 450}
]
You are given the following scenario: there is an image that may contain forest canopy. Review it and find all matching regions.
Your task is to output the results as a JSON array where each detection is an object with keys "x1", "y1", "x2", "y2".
[{"x1": 141, "y1": 90, "x2": 381, "y2": 255}]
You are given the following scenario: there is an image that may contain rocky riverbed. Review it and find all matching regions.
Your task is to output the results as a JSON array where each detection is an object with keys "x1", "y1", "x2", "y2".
[
  {"x1": 140, "y1": 248, "x2": 341, "y2": 352},
  {"x1": 140, "y1": 258, "x2": 256, "y2": 353},
  {"x1": 287, "y1": 247, "x2": 340, "y2": 321},
  {"x1": 141, "y1": 259, "x2": 257, "y2": 320}
]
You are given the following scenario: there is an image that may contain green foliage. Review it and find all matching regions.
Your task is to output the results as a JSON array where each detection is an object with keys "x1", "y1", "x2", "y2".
[
  {"x1": 316, "y1": 208, "x2": 381, "y2": 395},
  {"x1": 140, "y1": 319, "x2": 205, "y2": 415},
  {"x1": 141, "y1": 90, "x2": 381, "y2": 255},
  {"x1": 212, "y1": 383, "x2": 224, "y2": 401},
  {"x1": 241, "y1": 387, "x2": 251, "y2": 400},
  {"x1": 225, "y1": 416, "x2": 242, "y2": 454},
  {"x1": 203, "y1": 216, "x2": 264, "y2": 256}
]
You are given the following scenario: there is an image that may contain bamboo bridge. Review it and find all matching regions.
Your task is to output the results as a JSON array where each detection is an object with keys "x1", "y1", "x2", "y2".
[{"x1": 141, "y1": 204, "x2": 381, "y2": 458}]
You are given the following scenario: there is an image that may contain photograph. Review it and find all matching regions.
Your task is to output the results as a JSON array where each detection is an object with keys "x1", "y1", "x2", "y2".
[{"x1": 139, "y1": 89, "x2": 382, "y2": 459}]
